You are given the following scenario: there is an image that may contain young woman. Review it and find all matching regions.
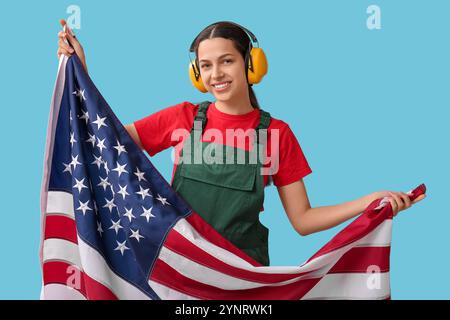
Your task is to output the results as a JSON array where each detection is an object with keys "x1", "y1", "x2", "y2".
[{"x1": 57, "y1": 19, "x2": 426, "y2": 266}]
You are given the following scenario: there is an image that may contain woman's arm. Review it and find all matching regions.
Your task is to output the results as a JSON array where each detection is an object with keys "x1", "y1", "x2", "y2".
[
  {"x1": 277, "y1": 179, "x2": 426, "y2": 236},
  {"x1": 56, "y1": 20, "x2": 144, "y2": 152}
]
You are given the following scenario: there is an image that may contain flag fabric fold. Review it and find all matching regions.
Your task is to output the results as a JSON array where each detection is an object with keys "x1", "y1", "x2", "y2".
[{"x1": 39, "y1": 54, "x2": 426, "y2": 300}]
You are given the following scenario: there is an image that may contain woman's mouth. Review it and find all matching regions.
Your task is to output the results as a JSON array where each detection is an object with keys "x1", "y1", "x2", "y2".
[{"x1": 212, "y1": 81, "x2": 232, "y2": 92}]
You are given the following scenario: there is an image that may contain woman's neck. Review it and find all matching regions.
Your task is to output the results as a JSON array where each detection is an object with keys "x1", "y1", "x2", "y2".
[{"x1": 214, "y1": 99, "x2": 254, "y2": 115}]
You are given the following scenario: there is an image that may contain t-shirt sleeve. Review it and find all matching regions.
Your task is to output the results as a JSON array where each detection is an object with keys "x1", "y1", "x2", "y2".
[
  {"x1": 133, "y1": 101, "x2": 191, "y2": 156},
  {"x1": 271, "y1": 124, "x2": 312, "y2": 187}
]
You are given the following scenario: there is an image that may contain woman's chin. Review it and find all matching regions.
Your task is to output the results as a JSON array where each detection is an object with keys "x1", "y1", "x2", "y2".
[{"x1": 212, "y1": 89, "x2": 236, "y2": 100}]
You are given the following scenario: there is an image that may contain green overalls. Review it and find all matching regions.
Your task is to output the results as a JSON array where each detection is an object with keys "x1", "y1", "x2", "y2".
[{"x1": 171, "y1": 101, "x2": 272, "y2": 266}]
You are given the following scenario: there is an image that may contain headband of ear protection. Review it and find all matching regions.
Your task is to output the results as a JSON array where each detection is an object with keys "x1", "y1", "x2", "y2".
[{"x1": 188, "y1": 21, "x2": 268, "y2": 93}]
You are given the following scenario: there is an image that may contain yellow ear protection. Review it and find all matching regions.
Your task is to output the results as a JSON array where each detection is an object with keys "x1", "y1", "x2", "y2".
[{"x1": 188, "y1": 21, "x2": 268, "y2": 93}]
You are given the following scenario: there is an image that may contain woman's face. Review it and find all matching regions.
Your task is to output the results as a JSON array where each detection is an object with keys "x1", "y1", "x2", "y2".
[{"x1": 197, "y1": 37, "x2": 248, "y2": 103}]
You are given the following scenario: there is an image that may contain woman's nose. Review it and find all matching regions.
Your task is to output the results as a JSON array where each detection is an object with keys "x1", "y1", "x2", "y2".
[{"x1": 212, "y1": 65, "x2": 224, "y2": 78}]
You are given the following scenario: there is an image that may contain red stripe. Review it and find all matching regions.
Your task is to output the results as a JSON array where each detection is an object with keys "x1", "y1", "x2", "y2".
[
  {"x1": 162, "y1": 229, "x2": 316, "y2": 284},
  {"x1": 185, "y1": 213, "x2": 263, "y2": 266},
  {"x1": 329, "y1": 246, "x2": 390, "y2": 273},
  {"x1": 307, "y1": 201, "x2": 392, "y2": 263},
  {"x1": 43, "y1": 261, "x2": 118, "y2": 300},
  {"x1": 150, "y1": 259, "x2": 321, "y2": 300},
  {"x1": 44, "y1": 215, "x2": 78, "y2": 243}
]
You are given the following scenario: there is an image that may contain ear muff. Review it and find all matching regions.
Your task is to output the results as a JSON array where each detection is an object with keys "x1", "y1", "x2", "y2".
[
  {"x1": 189, "y1": 60, "x2": 208, "y2": 93},
  {"x1": 188, "y1": 21, "x2": 268, "y2": 93},
  {"x1": 247, "y1": 47, "x2": 268, "y2": 85}
]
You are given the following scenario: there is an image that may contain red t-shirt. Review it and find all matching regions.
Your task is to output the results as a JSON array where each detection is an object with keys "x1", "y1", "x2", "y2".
[{"x1": 134, "y1": 101, "x2": 312, "y2": 210}]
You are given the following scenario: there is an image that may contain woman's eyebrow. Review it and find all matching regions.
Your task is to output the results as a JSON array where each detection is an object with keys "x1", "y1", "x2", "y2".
[{"x1": 199, "y1": 53, "x2": 234, "y2": 63}]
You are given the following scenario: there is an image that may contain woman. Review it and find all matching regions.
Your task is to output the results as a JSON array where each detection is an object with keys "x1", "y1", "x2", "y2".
[{"x1": 57, "y1": 19, "x2": 426, "y2": 266}]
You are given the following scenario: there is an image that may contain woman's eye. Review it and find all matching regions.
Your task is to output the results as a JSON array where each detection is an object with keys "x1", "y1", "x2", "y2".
[
  {"x1": 224, "y1": 59, "x2": 233, "y2": 64},
  {"x1": 201, "y1": 64, "x2": 209, "y2": 69}
]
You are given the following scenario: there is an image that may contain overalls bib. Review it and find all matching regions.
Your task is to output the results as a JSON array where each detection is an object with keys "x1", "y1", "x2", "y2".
[{"x1": 171, "y1": 101, "x2": 271, "y2": 266}]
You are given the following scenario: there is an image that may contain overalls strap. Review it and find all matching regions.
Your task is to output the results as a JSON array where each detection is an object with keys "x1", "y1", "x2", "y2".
[
  {"x1": 255, "y1": 109, "x2": 271, "y2": 145},
  {"x1": 191, "y1": 101, "x2": 211, "y2": 133},
  {"x1": 256, "y1": 110, "x2": 271, "y2": 130}
]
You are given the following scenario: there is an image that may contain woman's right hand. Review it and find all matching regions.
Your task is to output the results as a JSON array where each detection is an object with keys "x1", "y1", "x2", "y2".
[{"x1": 57, "y1": 19, "x2": 88, "y2": 73}]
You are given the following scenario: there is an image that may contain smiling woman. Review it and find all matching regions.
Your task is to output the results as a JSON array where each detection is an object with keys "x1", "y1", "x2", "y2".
[
  {"x1": 56, "y1": 19, "x2": 425, "y2": 267},
  {"x1": 188, "y1": 21, "x2": 268, "y2": 114}
]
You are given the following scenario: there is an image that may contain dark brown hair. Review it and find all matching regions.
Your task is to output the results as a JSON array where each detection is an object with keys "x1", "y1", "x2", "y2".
[{"x1": 191, "y1": 21, "x2": 260, "y2": 109}]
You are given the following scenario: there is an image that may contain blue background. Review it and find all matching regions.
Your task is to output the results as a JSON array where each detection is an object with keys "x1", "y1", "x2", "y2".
[{"x1": 0, "y1": 0, "x2": 447, "y2": 299}]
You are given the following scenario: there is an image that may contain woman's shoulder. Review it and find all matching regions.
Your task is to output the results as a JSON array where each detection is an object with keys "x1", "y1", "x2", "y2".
[
  {"x1": 264, "y1": 111, "x2": 290, "y2": 131},
  {"x1": 263, "y1": 111, "x2": 306, "y2": 143},
  {"x1": 152, "y1": 101, "x2": 199, "y2": 119},
  {"x1": 158, "y1": 101, "x2": 201, "y2": 129}
]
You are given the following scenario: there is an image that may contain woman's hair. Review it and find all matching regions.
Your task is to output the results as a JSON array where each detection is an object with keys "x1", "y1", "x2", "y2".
[{"x1": 191, "y1": 21, "x2": 260, "y2": 109}]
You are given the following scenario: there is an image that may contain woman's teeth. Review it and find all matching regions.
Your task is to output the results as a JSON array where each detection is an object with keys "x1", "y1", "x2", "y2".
[{"x1": 213, "y1": 82, "x2": 231, "y2": 89}]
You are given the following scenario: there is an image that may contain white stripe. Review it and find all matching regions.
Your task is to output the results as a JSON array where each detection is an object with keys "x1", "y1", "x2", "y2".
[
  {"x1": 40, "y1": 54, "x2": 69, "y2": 265},
  {"x1": 46, "y1": 191, "x2": 75, "y2": 219},
  {"x1": 43, "y1": 238, "x2": 82, "y2": 267},
  {"x1": 159, "y1": 246, "x2": 266, "y2": 289},
  {"x1": 149, "y1": 280, "x2": 199, "y2": 300},
  {"x1": 173, "y1": 219, "x2": 255, "y2": 268},
  {"x1": 77, "y1": 236, "x2": 152, "y2": 300},
  {"x1": 41, "y1": 283, "x2": 87, "y2": 300},
  {"x1": 355, "y1": 220, "x2": 392, "y2": 247},
  {"x1": 174, "y1": 219, "x2": 317, "y2": 273},
  {"x1": 173, "y1": 218, "x2": 387, "y2": 275},
  {"x1": 158, "y1": 243, "x2": 350, "y2": 290},
  {"x1": 301, "y1": 272, "x2": 391, "y2": 300}
]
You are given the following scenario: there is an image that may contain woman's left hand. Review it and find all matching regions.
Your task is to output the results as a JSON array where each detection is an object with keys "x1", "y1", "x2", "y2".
[
  {"x1": 386, "y1": 191, "x2": 426, "y2": 216},
  {"x1": 365, "y1": 190, "x2": 426, "y2": 216}
]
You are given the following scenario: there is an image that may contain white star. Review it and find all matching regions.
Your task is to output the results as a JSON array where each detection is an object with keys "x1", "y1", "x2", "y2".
[
  {"x1": 109, "y1": 219, "x2": 123, "y2": 235},
  {"x1": 97, "y1": 176, "x2": 110, "y2": 191},
  {"x1": 86, "y1": 132, "x2": 96, "y2": 147},
  {"x1": 70, "y1": 155, "x2": 82, "y2": 170},
  {"x1": 97, "y1": 221, "x2": 103, "y2": 236},
  {"x1": 129, "y1": 229, "x2": 144, "y2": 242},
  {"x1": 79, "y1": 109, "x2": 89, "y2": 124},
  {"x1": 114, "y1": 240, "x2": 129, "y2": 256},
  {"x1": 156, "y1": 194, "x2": 170, "y2": 206},
  {"x1": 91, "y1": 154, "x2": 103, "y2": 169},
  {"x1": 117, "y1": 184, "x2": 130, "y2": 200},
  {"x1": 103, "y1": 161, "x2": 110, "y2": 175},
  {"x1": 92, "y1": 114, "x2": 107, "y2": 130},
  {"x1": 76, "y1": 200, "x2": 92, "y2": 216},
  {"x1": 112, "y1": 161, "x2": 128, "y2": 177},
  {"x1": 122, "y1": 207, "x2": 136, "y2": 222},
  {"x1": 110, "y1": 184, "x2": 116, "y2": 197},
  {"x1": 103, "y1": 197, "x2": 117, "y2": 213},
  {"x1": 62, "y1": 162, "x2": 72, "y2": 174},
  {"x1": 136, "y1": 185, "x2": 152, "y2": 200},
  {"x1": 140, "y1": 206, "x2": 155, "y2": 223},
  {"x1": 73, "y1": 178, "x2": 88, "y2": 193},
  {"x1": 72, "y1": 88, "x2": 86, "y2": 102},
  {"x1": 70, "y1": 132, "x2": 77, "y2": 147},
  {"x1": 134, "y1": 167, "x2": 147, "y2": 182},
  {"x1": 96, "y1": 137, "x2": 106, "y2": 153},
  {"x1": 113, "y1": 140, "x2": 127, "y2": 156}
]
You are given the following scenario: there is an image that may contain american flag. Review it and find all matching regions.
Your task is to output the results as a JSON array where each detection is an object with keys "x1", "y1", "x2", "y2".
[{"x1": 39, "y1": 54, "x2": 426, "y2": 300}]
